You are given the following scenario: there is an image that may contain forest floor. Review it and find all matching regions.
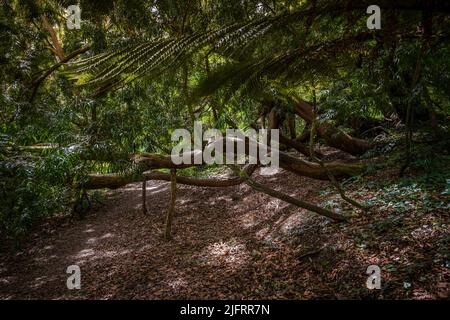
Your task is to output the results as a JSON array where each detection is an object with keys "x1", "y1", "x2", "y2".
[{"x1": 0, "y1": 151, "x2": 449, "y2": 299}]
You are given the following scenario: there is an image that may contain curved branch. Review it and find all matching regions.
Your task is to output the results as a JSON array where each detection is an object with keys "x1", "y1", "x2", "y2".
[
  {"x1": 245, "y1": 178, "x2": 347, "y2": 222},
  {"x1": 29, "y1": 45, "x2": 91, "y2": 102},
  {"x1": 293, "y1": 97, "x2": 373, "y2": 155},
  {"x1": 143, "y1": 164, "x2": 258, "y2": 188}
]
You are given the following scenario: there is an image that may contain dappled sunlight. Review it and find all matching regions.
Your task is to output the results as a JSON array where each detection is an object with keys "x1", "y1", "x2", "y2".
[
  {"x1": 255, "y1": 227, "x2": 271, "y2": 241},
  {"x1": 85, "y1": 232, "x2": 115, "y2": 245},
  {"x1": 121, "y1": 183, "x2": 169, "y2": 194},
  {"x1": 72, "y1": 248, "x2": 132, "y2": 265},
  {"x1": 148, "y1": 185, "x2": 169, "y2": 196},
  {"x1": 208, "y1": 195, "x2": 233, "y2": 206},
  {"x1": 278, "y1": 212, "x2": 308, "y2": 234},
  {"x1": 1, "y1": 0, "x2": 449, "y2": 301},
  {"x1": 259, "y1": 167, "x2": 281, "y2": 176},
  {"x1": 195, "y1": 239, "x2": 250, "y2": 269},
  {"x1": 264, "y1": 199, "x2": 284, "y2": 211},
  {"x1": 84, "y1": 229, "x2": 114, "y2": 245},
  {"x1": 166, "y1": 275, "x2": 189, "y2": 291},
  {"x1": 74, "y1": 248, "x2": 95, "y2": 259},
  {"x1": 30, "y1": 275, "x2": 57, "y2": 289},
  {"x1": 236, "y1": 207, "x2": 284, "y2": 230},
  {"x1": 33, "y1": 254, "x2": 59, "y2": 263},
  {"x1": 178, "y1": 199, "x2": 189, "y2": 205},
  {"x1": 236, "y1": 210, "x2": 262, "y2": 229},
  {"x1": 86, "y1": 237, "x2": 97, "y2": 245},
  {"x1": 137, "y1": 244, "x2": 153, "y2": 252},
  {"x1": 0, "y1": 275, "x2": 17, "y2": 286}
]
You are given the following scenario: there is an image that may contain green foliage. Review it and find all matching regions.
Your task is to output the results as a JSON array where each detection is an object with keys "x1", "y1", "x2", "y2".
[
  {"x1": 0, "y1": 150, "x2": 81, "y2": 242},
  {"x1": 363, "y1": 141, "x2": 450, "y2": 215},
  {"x1": 1, "y1": 0, "x2": 450, "y2": 243}
]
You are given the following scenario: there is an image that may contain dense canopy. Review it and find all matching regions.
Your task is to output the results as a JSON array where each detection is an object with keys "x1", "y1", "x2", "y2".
[{"x1": 0, "y1": 0, "x2": 449, "y2": 300}]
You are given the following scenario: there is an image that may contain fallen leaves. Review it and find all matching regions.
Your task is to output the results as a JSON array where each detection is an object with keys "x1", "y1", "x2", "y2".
[{"x1": 0, "y1": 168, "x2": 448, "y2": 299}]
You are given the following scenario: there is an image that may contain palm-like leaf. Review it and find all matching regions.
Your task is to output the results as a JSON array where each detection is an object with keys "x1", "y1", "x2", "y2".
[
  {"x1": 69, "y1": 17, "x2": 274, "y2": 87},
  {"x1": 68, "y1": 0, "x2": 449, "y2": 94}
]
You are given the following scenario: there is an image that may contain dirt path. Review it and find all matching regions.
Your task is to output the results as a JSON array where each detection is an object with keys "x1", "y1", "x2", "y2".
[{"x1": 0, "y1": 169, "x2": 448, "y2": 299}]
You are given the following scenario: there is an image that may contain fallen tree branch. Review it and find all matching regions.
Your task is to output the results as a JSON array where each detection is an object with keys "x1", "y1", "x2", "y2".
[
  {"x1": 137, "y1": 149, "x2": 365, "y2": 180},
  {"x1": 83, "y1": 150, "x2": 366, "y2": 190},
  {"x1": 244, "y1": 177, "x2": 347, "y2": 222},
  {"x1": 146, "y1": 164, "x2": 346, "y2": 222},
  {"x1": 292, "y1": 96, "x2": 373, "y2": 155},
  {"x1": 143, "y1": 164, "x2": 258, "y2": 187},
  {"x1": 83, "y1": 173, "x2": 138, "y2": 189}
]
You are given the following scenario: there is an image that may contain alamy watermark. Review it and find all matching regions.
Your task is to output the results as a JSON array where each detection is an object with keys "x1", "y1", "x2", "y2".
[
  {"x1": 366, "y1": 265, "x2": 381, "y2": 290},
  {"x1": 171, "y1": 121, "x2": 279, "y2": 171},
  {"x1": 62, "y1": 4, "x2": 380, "y2": 31},
  {"x1": 367, "y1": 5, "x2": 381, "y2": 30},
  {"x1": 66, "y1": 265, "x2": 81, "y2": 290},
  {"x1": 66, "y1": 5, "x2": 81, "y2": 30}
]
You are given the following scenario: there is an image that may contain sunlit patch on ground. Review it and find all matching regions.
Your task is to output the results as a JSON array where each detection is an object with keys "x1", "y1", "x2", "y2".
[
  {"x1": 1, "y1": 169, "x2": 448, "y2": 299},
  {"x1": 259, "y1": 167, "x2": 281, "y2": 176},
  {"x1": 72, "y1": 248, "x2": 132, "y2": 265},
  {"x1": 194, "y1": 239, "x2": 249, "y2": 268},
  {"x1": 166, "y1": 276, "x2": 189, "y2": 291},
  {"x1": 30, "y1": 275, "x2": 57, "y2": 289}
]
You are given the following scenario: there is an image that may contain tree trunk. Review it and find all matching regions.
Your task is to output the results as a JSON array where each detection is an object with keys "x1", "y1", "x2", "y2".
[
  {"x1": 83, "y1": 173, "x2": 137, "y2": 189},
  {"x1": 293, "y1": 98, "x2": 372, "y2": 155},
  {"x1": 139, "y1": 150, "x2": 364, "y2": 180},
  {"x1": 84, "y1": 152, "x2": 365, "y2": 191},
  {"x1": 268, "y1": 108, "x2": 323, "y2": 158},
  {"x1": 287, "y1": 114, "x2": 296, "y2": 139},
  {"x1": 164, "y1": 169, "x2": 177, "y2": 240}
]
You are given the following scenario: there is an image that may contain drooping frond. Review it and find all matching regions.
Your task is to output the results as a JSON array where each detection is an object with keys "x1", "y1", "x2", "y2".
[
  {"x1": 68, "y1": 17, "x2": 275, "y2": 88},
  {"x1": 68, "y1": 0, "x2": 450, "y2": 94},
  {"x1": 192, "y1": 32, "x2": 375, "y2": 103}
]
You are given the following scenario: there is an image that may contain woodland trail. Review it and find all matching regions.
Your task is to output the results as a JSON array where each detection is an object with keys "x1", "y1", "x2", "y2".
[{"x1": 0, "y1": 169, "x2": 448, "y2": 299}]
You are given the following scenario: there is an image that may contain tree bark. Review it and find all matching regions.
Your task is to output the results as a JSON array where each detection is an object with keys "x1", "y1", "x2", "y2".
[
  {"x1": 164, "y1": 169, "x2": 177, "y2": 240},
  {"x1": 141, "y1": 166, "x2": 346, "y2": 222},
  {"x1": 245, "y1": 178, "x2": 347, "y2": 222},
  {"x1": 293, "y1": 98, "x2": 373, "y2": 155},
  {"x1": 83, "y1": 147, "x2": 366, "y2": 190},
  {"x1": 145, "y1": 165, "x2": 257, "y2": 188},
  {"x1": 83, "y1": 173, "x2": 138, "y2": 189},
  {"x1": 268, "y1": 108, "x2": 323, "y2": 158},
  {"x1": 84, "y1": 151, "x2": 365, "y2": 191},
  {"x1": 138, "y1": 150, "x2": 364, "y2": 180}
]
